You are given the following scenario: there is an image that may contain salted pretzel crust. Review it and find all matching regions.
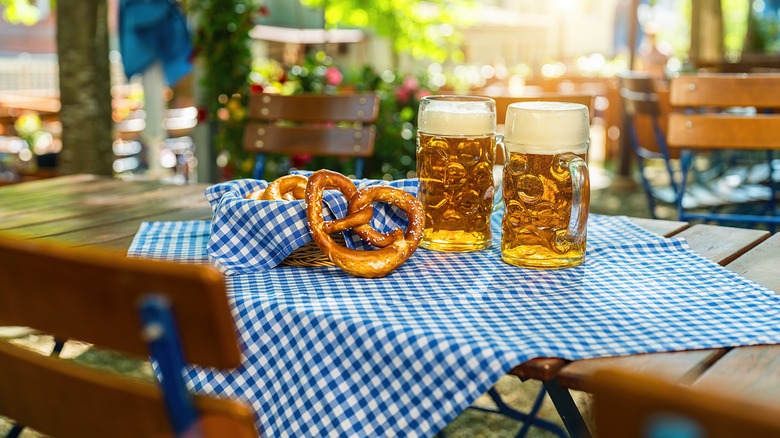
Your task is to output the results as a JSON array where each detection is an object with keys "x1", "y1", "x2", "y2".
[
  {"x1": 305, "y1": 170, "x2": 424, "y2": 278},
  {"x1": 246, "y1": 174, "x2": 308, "y2": 201}
]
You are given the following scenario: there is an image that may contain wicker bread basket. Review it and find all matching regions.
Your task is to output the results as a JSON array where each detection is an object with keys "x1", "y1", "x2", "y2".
[{"x1": 280, "y1": 234, "x2": 345, "y2": 267}]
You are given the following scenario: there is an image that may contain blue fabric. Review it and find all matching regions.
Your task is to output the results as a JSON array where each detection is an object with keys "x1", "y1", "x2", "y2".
[
  {"x1": 119, "y1": 0, "x2": 192, "y2": 85},
  {"x1": 128, "y1": 212, "x2": 780, "y2": 437},
  {"x1": 204, "y1": 176, "x2": 420, "y2": 274}
]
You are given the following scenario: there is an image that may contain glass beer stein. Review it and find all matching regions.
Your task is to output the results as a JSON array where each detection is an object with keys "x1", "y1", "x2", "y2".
[
  {"x1": 416, "y1": 96, "x2": 498, "y2": 252},
  {"x1": 501, "y1": 101, "x2": 590, "y2": 269}
]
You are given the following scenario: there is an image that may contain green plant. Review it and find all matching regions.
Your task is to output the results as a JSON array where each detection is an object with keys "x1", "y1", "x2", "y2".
[
  {"x1": 1, "y1": 0, "x2": 40, "y2": 25},
  {"x1": 187, "y1": 0, "x2": 263, "y2": 180},
  {"x1": 300, "y1": 0, "x2": 475, "y2": 65}
]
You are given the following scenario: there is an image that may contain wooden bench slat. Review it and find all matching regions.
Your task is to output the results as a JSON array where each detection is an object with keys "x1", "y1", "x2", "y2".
[
  {"x1": 676, "y1": 224, "x2": 769, "y2": 265},
  {"x1": 692, "y1": 345, "x2": 780, "y2": 407},
  {"x1": 722, "y1": 232, "x2": 780, "y2": 293},
  {"x1": 558, "y1": 349, "x2": 726, "y2": 392}
]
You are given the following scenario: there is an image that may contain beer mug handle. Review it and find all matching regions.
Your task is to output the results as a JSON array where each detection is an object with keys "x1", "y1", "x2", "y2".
[
  {"x1": 559, "y1": 153, "x2": 590, "y2": 242},
  {"x1": 493, "y1": 134, "x2": 505, "y2": 208}
]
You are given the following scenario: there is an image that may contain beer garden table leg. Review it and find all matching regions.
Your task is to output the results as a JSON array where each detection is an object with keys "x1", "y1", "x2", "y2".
[{"x1": 543, "y1": 378, "x2": 592, "y2": 438}]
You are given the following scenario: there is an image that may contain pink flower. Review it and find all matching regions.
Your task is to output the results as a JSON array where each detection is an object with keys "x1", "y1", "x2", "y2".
[
  {"x1": 402, "y1": 76, "x2": 419, "y2": 90},
  {"x1": 325, "y1": 67, "x2": 343, "y2": 86}
]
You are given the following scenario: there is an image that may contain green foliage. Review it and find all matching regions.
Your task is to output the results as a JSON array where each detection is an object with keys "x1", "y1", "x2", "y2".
[
  {"x1": 722, "y1": 0, "x2": 749, "y2": 56},
  {"x1": 186, "y1": 0, "x2": 262, "y2": 179},
  {"x1": 744, "y1": 7, "x2": 780, "y2": 54},
  {"x1": 1, "y1": 0, "x2": 40, "y2": 25},
  {"x1": 299, "y1": 0, "x2": 475, "y2": 63}
]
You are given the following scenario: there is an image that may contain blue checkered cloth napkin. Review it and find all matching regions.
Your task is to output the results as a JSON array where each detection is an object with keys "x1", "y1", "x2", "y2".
[
  {"x1": 205, "y1": 176, "x2": 418, "y2": 274},
  {"x1": 129, "y1": 214, "x2": 780, "y2": 437}
]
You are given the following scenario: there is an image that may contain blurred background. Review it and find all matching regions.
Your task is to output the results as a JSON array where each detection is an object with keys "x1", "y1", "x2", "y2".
[{"x1": 0, "y1": 0, "x2": 778, "y2": 220}]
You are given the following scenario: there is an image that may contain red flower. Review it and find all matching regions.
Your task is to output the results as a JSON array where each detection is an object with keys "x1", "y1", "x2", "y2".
[
  {"x1": 196, "y1": 106, "x2": 209, "y2": 123},
  {"x1": 188, "y1": 46, "x2": 200, "y2": 64},
  {"x1": 258, "y1": 6, "x2": 270, "y2": 16},
  {"x1": 291, "y1": 154, "x2": 313, "y2": 168},
  {"x1": 250, "y1": 84, "x2": 264, "y2": 94}
]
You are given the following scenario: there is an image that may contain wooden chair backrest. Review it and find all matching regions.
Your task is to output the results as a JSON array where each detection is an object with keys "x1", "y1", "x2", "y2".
[
  {"x1": 594, "y1": 368, "x2": 780, "y2": 438},
  {"x1": 486, "y1": 93, "x2": 595, "y2": 126},
  {"x1": 0, "y1": 234, "x2": 257, "y2": 438},
  {"x1": 668, "y1": 74, "x2": 780, "y2": 150},
  {"x1": 243, "y1": 93, "x2": 380, "y2": 158},
  {"x1": 619, "y1": 71, "x2": 662, "y2": 117},
  {"x1": 618, "y1": 71, "x2": 675, "y2": 157}
]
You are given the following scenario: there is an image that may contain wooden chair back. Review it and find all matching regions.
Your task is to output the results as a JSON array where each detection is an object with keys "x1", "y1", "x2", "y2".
[
  {"x1": 594, "y1": 368, "x2": 780, "y2": 438},
  {"x1": 0, "y1": 234, "x2": 257, "y2": 438},
  {"x1": 485, "y1": 93, "x2": 595, "y2": 126},
  {"x1": 668, "y1": 74, "x2": 780, "y2": 150},
  {"x1": 243, "y1": 93, "x2": 380, "y2": 179},
  {"x1": 618, "y1": 71, "x2": 676, "y2": 157}
]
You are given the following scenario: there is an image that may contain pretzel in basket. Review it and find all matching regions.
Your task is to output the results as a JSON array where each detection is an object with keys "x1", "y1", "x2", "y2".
[
  {"x1": 305, "y1": 169, "x2": 424, "y2": 278},
  {"x1": 246, "y1": 175, "x2": 308, "y2": 201}
]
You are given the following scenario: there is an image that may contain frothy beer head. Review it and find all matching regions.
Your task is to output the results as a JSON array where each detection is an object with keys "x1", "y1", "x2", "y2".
[
  {"x1": 504, "y1": 101, "x2": 589, "y2": 154},
  {"x1": 418, "y1": 96, "x2": 496, "y2": 136}
]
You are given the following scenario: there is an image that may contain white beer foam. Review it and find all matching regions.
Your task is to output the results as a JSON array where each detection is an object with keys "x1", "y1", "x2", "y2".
[
  {"x1": 418, "y1": 108, "x2": 495, "y2": 136},
  {"x1": 504, "y1": 101, "x2": 589, "y2": 154}
]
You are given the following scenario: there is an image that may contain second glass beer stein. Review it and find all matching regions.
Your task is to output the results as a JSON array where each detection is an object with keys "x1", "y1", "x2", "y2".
[
  {"x1": 416, "y1": 96, "x2": 497, "y2": 252},
  {"x1": 501, "y1": 101, "x2": 591, "y2": 269}
]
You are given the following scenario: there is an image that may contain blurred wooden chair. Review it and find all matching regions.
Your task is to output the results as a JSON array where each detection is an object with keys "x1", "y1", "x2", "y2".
[
  {"x1": 593, "y1": 368, "x2": 780, "y2": 438},
  {"x1": 668, "y1": 73, "x2": 780, "y2": 227},
  {"x1": 618, "y1": 71, "x2": 680, "y2": 218},
  {"x1": 243, "y1": 93, "x2": 380, "y2": 179},
  {"x1": 0, "y1": 234, "x2": 257, "y2": 438}
]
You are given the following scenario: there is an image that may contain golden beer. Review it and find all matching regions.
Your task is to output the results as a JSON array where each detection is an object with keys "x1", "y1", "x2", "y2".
[
  {"x1": 417, "y1": 133, "x2": 495, "y2": 251},
  {"x1": 500, "y1": 101, "x2": 590, "y2": 269},
  {"x1": 501, "y1": 151, "x2": 589, "y2": 268},
  {"x1": 416, "y1": 96, "x2": 497, "y2": 252}
]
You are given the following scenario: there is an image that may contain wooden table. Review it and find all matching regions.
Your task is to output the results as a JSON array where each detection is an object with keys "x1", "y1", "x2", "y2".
[
  {"x1": 1, "y1": 175, "x2": 778, "y2": 436},
  {"x1": 0, "y1": 92, "x2": 61, "y2": 128}
]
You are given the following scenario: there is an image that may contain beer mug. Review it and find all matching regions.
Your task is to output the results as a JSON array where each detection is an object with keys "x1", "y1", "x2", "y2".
[
  {"x1": 416, "y1": 96, "x2": 498, "y2": 252},
  {"x1": 501, "y1": 101, "x2": 590, "y2": 269}
]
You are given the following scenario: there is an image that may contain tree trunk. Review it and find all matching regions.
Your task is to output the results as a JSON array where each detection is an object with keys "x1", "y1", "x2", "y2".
[
  {"x1": 56, "y1": 0, "x2": 113, "y2": 176},
  {"x1": 690, "y1": 0, "x2": 724, "y2": 69}
]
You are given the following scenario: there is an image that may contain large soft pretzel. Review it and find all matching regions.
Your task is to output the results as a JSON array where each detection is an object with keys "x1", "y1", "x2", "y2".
[
  {"x1": 247, "y1": 174, "x2": 308, "y2": 201},
  {"x1": 305, "y1": 169, "x2": 424, "y2": 278}
]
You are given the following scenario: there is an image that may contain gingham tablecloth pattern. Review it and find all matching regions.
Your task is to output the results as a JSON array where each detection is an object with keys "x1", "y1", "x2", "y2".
[
  {"x1": 204, "y1": 177, "x2": 418, "y2": 274},
  {"x1": 129, "y1": 214, "x2": 780, "y2": 437}
]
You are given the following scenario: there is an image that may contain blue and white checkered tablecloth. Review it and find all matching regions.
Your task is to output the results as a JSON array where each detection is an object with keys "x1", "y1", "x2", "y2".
[{"x1": 129, "y1": 213, "x2": 780, "y2": 437}]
